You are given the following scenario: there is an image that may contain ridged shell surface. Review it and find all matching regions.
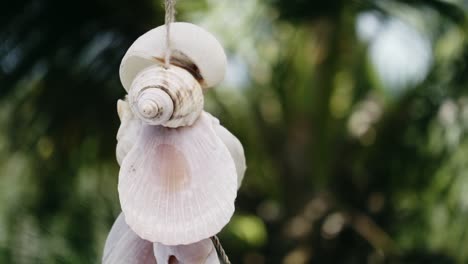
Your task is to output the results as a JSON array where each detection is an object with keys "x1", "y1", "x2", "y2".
[
  {"x1": 118, "y1": 112, "x2": 237, "y2": 245},
  {"x1": 102, "y1": 213, "x2": 156, "y2": 264}
]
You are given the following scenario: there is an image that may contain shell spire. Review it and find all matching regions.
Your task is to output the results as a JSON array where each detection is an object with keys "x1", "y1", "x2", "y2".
[{"x1": 128, "y1": 64, "x2": 203, "y2": 127}]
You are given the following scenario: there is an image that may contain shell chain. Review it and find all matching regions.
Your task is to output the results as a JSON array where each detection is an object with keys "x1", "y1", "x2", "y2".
[
  {"x1": 164, "y1": 2, "x2": 231, "y2": 263},
  {"x1": 164, "y1": 0, "x2": 176, "y2": 68}
]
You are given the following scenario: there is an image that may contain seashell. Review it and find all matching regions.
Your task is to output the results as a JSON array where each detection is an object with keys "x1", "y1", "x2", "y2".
[
  {"x1": 153, "y1": 239, "x2": 219, "y2": 264},
  {"x1": 211, "y1": 115, "x2": 247, "y2": 189},
  {"x1": 120, "y1": 22, "x2": 227, "y2": 91},
  {"x1": 118, "y1": 112, "x2": 237, "y2": 245},
  {"x1": 127, "y1": 64, "x2": 204, "y2": 127},
  {"x1": 102, "y1": 212, "x2": 219, "y2": 264},
  {"x1": 116, "y1": 99, "x2": 142, "y2": 165},
  {"x1": 102, "y1": 213, "x2": 156, "y2": 264}
]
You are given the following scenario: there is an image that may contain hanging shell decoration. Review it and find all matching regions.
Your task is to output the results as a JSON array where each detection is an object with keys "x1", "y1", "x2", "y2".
[{"x1": 103, "y1": 22, "x2": 246, "y2": 263}]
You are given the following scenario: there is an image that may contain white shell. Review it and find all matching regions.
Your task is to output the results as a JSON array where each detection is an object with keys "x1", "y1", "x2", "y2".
[
  {"x1": 103, "y1": 213, "x2": 220, "y2": 264},
  {"x1": 102, "y1": 213, "x2": 156, "y2": 264},
  {"x1": 118, "y1": 112, "x2": 237, "y2": 245},
  {"x1": 212, "y1": 119, "x2": 247, "y2": 189},
  {"x1": 120, "y1": 22, "x2": 227, "y2": 90},
  {"x1": 128, "y1": 64, "x2": 204, "y2": 127},
  {"x1": 116, "y1": 99, "x2": 142, "y2": 165},
  {"x1": 153, "y1": 239, "x2": 220, "y2": 264}
]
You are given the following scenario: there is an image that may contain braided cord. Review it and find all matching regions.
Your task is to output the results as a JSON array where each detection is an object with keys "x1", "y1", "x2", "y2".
[
  {"x1": 164, "y1": 0, "x2": 176, "y2": 68},
  {"x1": 211, "y1": 236, "x2": 231, "y2": 264}
]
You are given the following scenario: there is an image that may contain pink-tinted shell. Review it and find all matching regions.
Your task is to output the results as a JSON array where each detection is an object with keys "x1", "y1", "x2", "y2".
[
  {"x1": 102, "y1": 213, "x2": 156, "y2": 264},
  {"x1": 118, "y1": 112, "x2": 237, "y2": 245}
]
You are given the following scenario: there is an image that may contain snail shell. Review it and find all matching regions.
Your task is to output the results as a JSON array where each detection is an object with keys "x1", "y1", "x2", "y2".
[
  {"x1": 128, "y1": 64, "x2": 204, "y2": 127},
  {"x1": 119, "y1": 22, "x2": 227, "y2": 127}
]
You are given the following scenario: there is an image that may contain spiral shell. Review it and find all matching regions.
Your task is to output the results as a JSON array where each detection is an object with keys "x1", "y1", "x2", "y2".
[{"x1": 128, "y1": 64, "x2": 204, "y2": 128}]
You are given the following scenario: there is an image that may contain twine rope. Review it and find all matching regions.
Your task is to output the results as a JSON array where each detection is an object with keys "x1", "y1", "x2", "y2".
[
  {"x1": 164, "y1": 0, "x2": 176, "y2": 68},
  {"x1": 211, "y1": 235, "x2": 231, "y2": 264}
]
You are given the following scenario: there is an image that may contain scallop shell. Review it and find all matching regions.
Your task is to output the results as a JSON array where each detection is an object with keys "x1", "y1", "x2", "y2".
[
  {"x1": 153, "y1": 239, "x2": 219, "y2": 264},
  {"x1": 118, "y1": 112, "x2": 237, "y2": 245},
  {"x1": 102, "y1": 213, "x2": 156, "y2": 264}
]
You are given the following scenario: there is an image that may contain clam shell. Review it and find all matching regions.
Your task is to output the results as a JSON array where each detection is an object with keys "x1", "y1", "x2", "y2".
[
  {"x1": 153, "y1": 239, "x2": 220, "y2": 264},
  {"x1": 118, "y1": 112, "x2": 237, "y2": 245},
  {"x1": 102, "y1": 213, "x2": 156, "y2": 264}
]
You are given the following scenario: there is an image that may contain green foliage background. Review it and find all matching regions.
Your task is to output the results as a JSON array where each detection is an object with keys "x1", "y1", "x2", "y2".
[{"x1": 0, "y1": 0, "x2": 468, "y2": 263}]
